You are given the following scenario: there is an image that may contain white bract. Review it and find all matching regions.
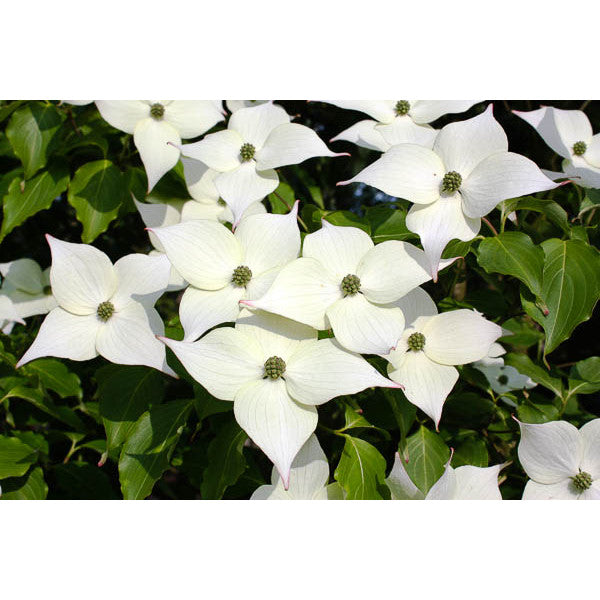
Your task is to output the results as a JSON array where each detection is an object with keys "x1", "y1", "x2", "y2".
[
  {"x1": 514, "y1": 106, "x2": 600, "y2": 188},
  {"x1": 96, "y1": 100, "x2": 224, "y2": 192},
  {"x1": 159, "y1": 310, "x2": 400, "y2": 486},
  {"x1": 17, "y1": 236, "x2": 173, "y2": 375},
  {"x1": 180, "y1": 102, "x2": 345, "y2": 225},
  {"x1": 517, "y1": 418, "x2": 600, "y2": 500},
  {"x1": 244, "y1": 221, "x2": 452, "y2": 355},
  {"x1": 0, "y1": 295, "x2": 25, "y2": 334},
  {"x1": 339, "y1": 105, "x2": 559, "y2": 278},
  {"x1": 386, "y1": 309, "x2": 503, "y2": 427},
  {"x1": 250, "y1": 434, "x2": 343, "y2": 500},
  {"x1": 151, "y1": 203, "x2": 301, "y2": 342},
  {"x1": 226, "y1": 100, "x2": 271, "y2": 113},
  {"x1": 327, "y1": 100, "x2": 477, "y2": 152},
  {"x1": 386, "y1": 452, "x2": 503, "y2": 500}
]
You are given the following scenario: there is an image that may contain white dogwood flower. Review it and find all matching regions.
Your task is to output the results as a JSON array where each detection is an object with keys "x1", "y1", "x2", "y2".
[
  {"x1": 517, "y1": 418, "x2": 600, "y2": 500},
  {"x1": 513, "y1": 106, "x2": 600, "y2": 188},
  {"x1": 180, "y1": 102, "x2": 345, "y2": 225},
  {"x1": 244, "y1": 221, "x2": 453, "y2": 355},
  {"x1": 0, "y1": 295, "x2": 25, "y2": 334},
  {"x1": 250, "y1": 434, "x2": 343, "y2": 500},
  {"x1": 386, "y1": 452, "x2": 503, "y2": 500},
  {"x1": 159, "y1": 310, "x2": 400, "y2": 486},
  {"x1": 150, "y1": 203, "x2": 301, "y2": 341},
  {"x1": 386, "y1": 309, "x2": 503, "y2": 427},
  {"x1": 17, "y1": 236, "x2": 173, "y2": 375},
  {"x1": 96, "y1": 100, "x2": 224, "y2": 192},
  {"x1": 226, "y1": 100, "x2": 271, "y2": 113},
  {"x1": 339, "y1": 105, "x2": 559, "y2": 279}
]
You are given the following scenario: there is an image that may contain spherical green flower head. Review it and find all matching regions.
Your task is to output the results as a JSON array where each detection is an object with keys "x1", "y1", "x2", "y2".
[
  {"x1": 407, "y1": 332, "x2": 426, "y2": 352},
  {"x1": 571, "y1": 470, "x2": 592, "y2": 492},
  {"x1": 572, "y1": 141, "x2": 587, "y2": 156},
  {"x1": 264, "y1": 356, "x2": 286, "y2": 379},
  {"x1": 97, "y1": 301, "x2": 115, "y2": 322},
  {"x1": 497, "y1": 374, "x2": 509, "y2": 385},
  {"x1": 231, "y1": 265, "x2": 252, "y2": 287},
  {"x1": 395, "y1": 100, "x2": 411, "y2": 116},
  {"x1": 441, "y1": 171, "x2": 462, "y2": 193},
  {"x1": 150, "y1": 103, "x2": 165, "y2": 120},
  {"x1": 240, "y1": 143, "x2": 256, "y2": 162},
  {"x1": 341, "y1": 274, "x2": 361, "y2": 296}
]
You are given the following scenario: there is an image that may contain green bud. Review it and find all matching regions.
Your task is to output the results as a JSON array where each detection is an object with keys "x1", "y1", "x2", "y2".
[
  {"x1": 572, "y1": 141, "x2": 587, "y2": 156},
  {"x1": 97, "y1": 301, "x2": 115, "y2": 322},
  {"x1": 264, "y1": 355, "x2": 286, "y2": 379},
  {"x1": 395, "y1": 100, "x2": 411, "y2": 116},
  {"x1": 150, "y1": 103, "x2": 165, "y2": 120},
  {"x1": 407, "y1": 332, "x2": 426, "y2": 352},
  {"x1": 43, "y1": 285, "x2": 52, "y2": 296},
  {"x1": 497, "y1": 374, "x2": 509, "y2": 385},
  {"x1": 571, "y1": 470, "x2": 593, "y2": 492},
  {"x1": 240, "y1": 143, "x2": 256, "y2": 162},
  {"x1": 231, "y1": 265, "x2": 252, "y2": 287},
  {"x1": 217, "y1": 199, "x2": 227, "y2": 207},
  {"x1": 441, "y1": 171, "x2": 462, "y2": 193},
  {"x1": 341, "y1": 274, "x2": 361, "y2": 296}
]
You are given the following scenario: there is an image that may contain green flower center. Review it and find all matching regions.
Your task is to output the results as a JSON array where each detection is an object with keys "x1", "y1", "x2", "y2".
[
  {"x1": 441, "y1": 171, "x2": 462, "y2": 193},
  {"x1": 150, "y1": 103, "x2": 165, "y2": 120},
  {"x1": 43, "y1": 285, "x2": 52, "y2": 295},
  {"x1": 240, "y1": 143, "x2": 256, "y2": 162},
  {"x1": 572, "y1": 141, "x2": 587, "y2": 156},
  {"x1": 341, "y1": 274, "x2": 361, "y2": 296},
  {"x1": 231, "y1": 265, "x2": 252, "y2": 287},
  {"x1": 217, "y1": 199, "x2": 227, "y2": 207},
  {"x1": 97, "y1": 301, "x2": 115, "y2": 322},
  {"x1": 497, "y1": 374, "x2": 509, "y2": 385},
  {"x1": 571, "y1": 470, "x2": 592, "y2": 492},
  {"x1": 264, "y1": 355, "x2": 286, "y2": 379},
  {"x1": 407, "y1": 332, "x2": 426, "y2": 352},
  {"x1": 395, "y1": 100, "x2": 410, "y2": 116}
]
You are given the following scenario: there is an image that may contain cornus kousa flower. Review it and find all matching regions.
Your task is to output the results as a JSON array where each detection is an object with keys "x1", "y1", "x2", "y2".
[
  {"x1": 513, "y1": 106, "x2": 600, "y2": 188},
  {"x1": 327, "y1": 100, "x2": 478, "y2": 152},
  {"x1": 386, "y1": 452, "x2": 503, "y2": 500},
  {"x1": 0, "y1": 295, "x2": 24, "y2": 334},
  {"x1": 95, "y1": 101, "x2": 224, "y2": 192},
  {"x1": 244, "y1": 221, "x2": 453, "y2": 355},
  {"x1": 150, "y1": 203, "x2": 301, "y2": 341},
  {"x1": 517, "y1": 418, "x2": 600, "y2": 500},
  {"x1": 339, "y1": 105, "x2": 559, "y2": 279},
  {"x1": 385, "y1": 309, "x2": 503, "y2": 427},
  {"x1": 160, "y1": 310, "x2": 400, "y2": 486},
  {"x1": 250, "y1": 434, "x2": 343, "y2": 500},
  {"x1": 180, "y1": 102, "x2": 346, "y2": 225},
  {"x1": 17, "y1": 236, "x2": 174, "y2": 375}
]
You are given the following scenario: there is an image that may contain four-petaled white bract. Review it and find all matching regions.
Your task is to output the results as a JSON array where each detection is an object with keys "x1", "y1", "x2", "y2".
[
  {"x1": 339, "y1": 104, "x2": 559, "y2": 279},
  {"x1": 386, "y1": 309, "x2": 503, "y2": 427},
  {"x1": 158, "y1": 309, "x2": 400, "y2": 487},
  {"x1": 386, "y1": 452, "x2": 503, "y2": 500},
  {"x1": 244, "y1": 221, "x2": 454, "y2": 356},
  {"x1": 96, "y1": 100, "x2": 225, "y2": 192},
  {"x1": 517, "y1": 418, "x2": 600, "y2": 500},
  {"x1": 17, "y1": 235, "x2": 174, "y2": 375},
  {"x1": 179, "y1": 102, "x2": 347, "y2": 225},
  {"x1": 514, "y1": 106, "x2": 600, "y2": 188},
  {"x1": 150, "y1": 202, "x2": 301, "y2": 342},
  {"x1": 250, "y1": 434, "x2": 343, "y2": 500}
]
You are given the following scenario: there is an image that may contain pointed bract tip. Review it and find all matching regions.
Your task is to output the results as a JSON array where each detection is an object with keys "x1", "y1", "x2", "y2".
[
  {"x1": 388, "y1": 380, "x2": 405, "y2": 391},
  {"x1": 334, "y1": 152, "x2": 351, "y2": 158},
  {"x1": 336, "y1": 179, "x2": 351, "y2": 187},
  {"x1": 281, "y1": 470, "x2": 291, "y2": 491},
  {"x1": 558, "y1": 179, "x2": 572, "y2": 187},
  {"x1": 239, "y1": 299, "x2": 255, "y2": 307},
  {"x1": 167, "y1": 141, "x2": 182, "y2": 151},
  {"x1": 290, "y1": 199, "x2": 300, "y2": 216}
]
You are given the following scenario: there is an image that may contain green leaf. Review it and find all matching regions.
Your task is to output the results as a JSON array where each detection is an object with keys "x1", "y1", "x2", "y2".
[
  {"x1": 477, "y1": 231, "x2": 544, "y2": 297},
  {"x1": 365, "y1": 205, "x2": 414, "y2": 243},
  {"x1": 0, "y1": 100, "x2": 26, "y2": 124},
  {"x1": 68, "y1": 160, "x2": 128, "y2": 242},
  {"x1": 517, "y1": 398, "x2": 560, "y2": 424},
  {"x1": 499, "y1": 317, "x2": 544, "y2": 348},
  {"x1": 403, "y1": 426, "x2": 450, "y2": 495},
  {"x1": 0, "y1": 466, "x2": 48, "y2": 500},
  {"x1": 5, "y1": 102, "x2": 65, "y2": 178},
  {"x1": 452, "y1": 437, "x2": 488, "y2": 468},
  {"x1": 323, "y1": 210, "x2": 370, "y2": 233},
  {"x1": 118, "y1": 399, "x2": 192, "y2": 500},
  {"x1": 97, "y1": 364, "x2": 165, "y2": 453},
  {"x1": 342, "y1": 402, "x2": 376, "y2": 430},
  {"x1": 22, "y1": 358, "x2": 82, "y2": 399},
  {"x1": 0, "y1": 436, "x2": 38, "y2": 478},
  {"x1": 200, "y1": 420, "x2": 247, "y2": 499},
  {"x1": 502, "y1": 196, "x2": 570, "y2": 234},
  {"x1": 11, "y1": 431, "x2": 49, "y2": 455},
  {"x1": 568, "y1": 357, "x2": 600, "y2": 396},
  {"x1": 504, "y1": 353, "x2": 563, "y2": 396},
  {"x1": 0, "y1": 161, "x2": 69, "y2": 241},
  {"x1": 268, "y1": 181, "x2": 295, "y2": 214},
  {"x1": 52, "y1": 463, "x2": 116, "y2": 499},
  {"x1": 334, "y1": 435, "x2": 387, "y2": 500}
]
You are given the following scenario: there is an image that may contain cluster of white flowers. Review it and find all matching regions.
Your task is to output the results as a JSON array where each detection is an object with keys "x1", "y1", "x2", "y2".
[{"x1": 7, "y1": 100, "x2": 599, "y2": 500}]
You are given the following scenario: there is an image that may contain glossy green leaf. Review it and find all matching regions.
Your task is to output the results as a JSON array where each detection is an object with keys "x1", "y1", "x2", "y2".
[
  {"x1": 404, "y1": 426, "x2": 450, "y2": 495},
  {"x1": 517, "y1": 398, "x2": 560, "y2": 424},
  {"x1": 0, "y1": 436, "x2": 37, "y2": 478},
  {"x1": 268, "y1": 181, "x2": 295, "y2": 214},
  {"x1": 323, "y1": 210, "x2": 370, "y2": 232},
  {"x1": 452, "y1": 437, "x2": 488, "y2": 468},
  {"x1": 68, "y1": 160, "x2": 127, "y2": 242},
  {"x1": 568, "y1": 357, "x2": 600, "y2": 395},
  {"x1": 334, "y1": 435, "x2": 387, "y2": 500},
  {"x1": 200, "y1": 420, "x2": 247, "y2": 499},
  {"x1": 118, "y1": 399, "x2": 192, "y2": 500},
  {"x1": 504, "y1": 353, "x2": 563, "y2": 396},
  {"x1": 22, "y1": 358, "x2": 82, "y2": 399},
  {"x1": 503, "y1": 196, "x2": 570, "y2": 233},
  {"x1": 365, "y1": 205, "x2": 414, "y2": 243},
  {"x1": 0, "y1": 466, "x2": 48, "y2": 500}
]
